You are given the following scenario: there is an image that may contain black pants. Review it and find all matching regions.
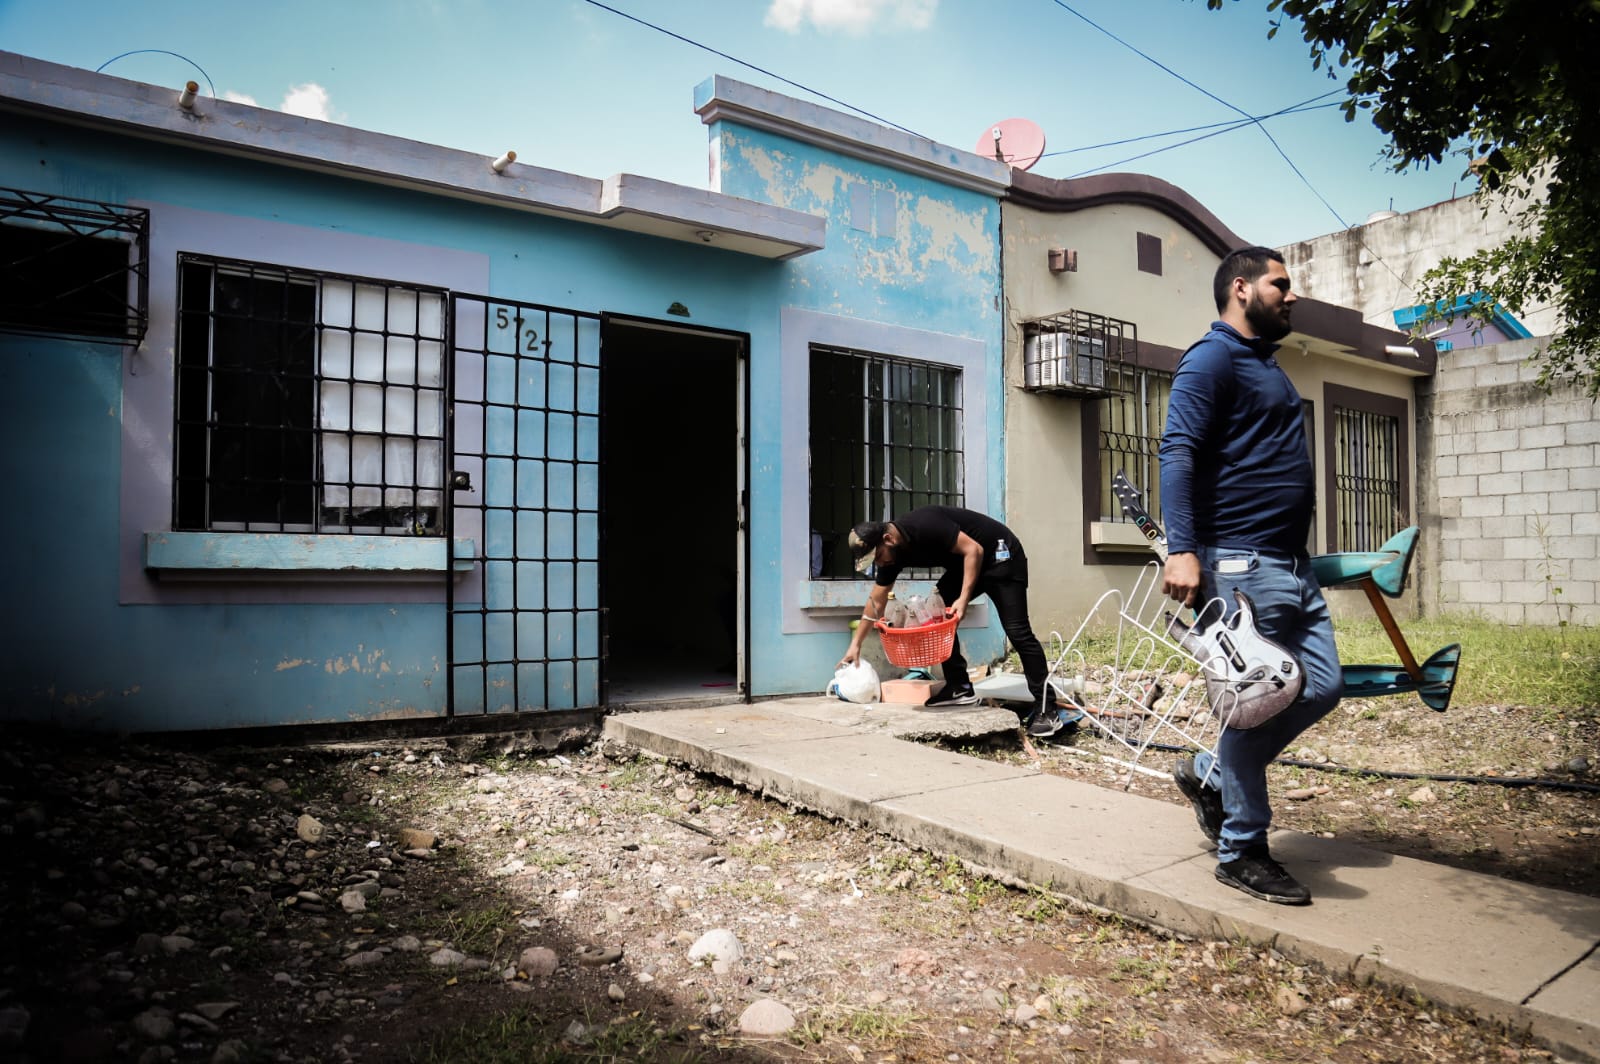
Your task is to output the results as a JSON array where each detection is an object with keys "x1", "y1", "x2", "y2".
[{"x1": 935, "y1": 560, "x2": 1049, "y2": 720}]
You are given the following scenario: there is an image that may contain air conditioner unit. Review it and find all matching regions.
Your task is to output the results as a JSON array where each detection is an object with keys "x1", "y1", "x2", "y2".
[{"x1": 1026, "y1": 331, "x2": 1105, "y2": 391}]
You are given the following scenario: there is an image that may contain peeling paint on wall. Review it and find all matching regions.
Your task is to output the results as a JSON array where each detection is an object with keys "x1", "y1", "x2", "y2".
[{"x1": 275, "y1": 659, "x2": 311, "y2": 671}]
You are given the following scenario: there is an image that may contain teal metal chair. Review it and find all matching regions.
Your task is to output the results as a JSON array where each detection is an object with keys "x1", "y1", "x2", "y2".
[{"x1": 1311, "y1": 527, "x2": 1461, "y2": 712}]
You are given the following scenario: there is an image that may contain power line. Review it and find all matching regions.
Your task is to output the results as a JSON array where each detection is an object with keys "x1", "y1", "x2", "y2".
[
  {"x1": 582, "y1": 0, "x2": 1417, "y2": 296},
  {"x1": 1043, "y1": 0, "x2": 1415, "y2": 293},
  {"x1": 1047, "y1": 94, "x2": 1341, "y2": 163},
  {"x1": 1046, "y1": 0, "x2": 1351, "y2": 226},
  {"x1": 579, "y1": 0, "x2": 927, "y2": 139}
]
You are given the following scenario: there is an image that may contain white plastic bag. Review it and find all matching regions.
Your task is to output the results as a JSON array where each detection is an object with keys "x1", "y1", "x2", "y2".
[{"x1": 827, "y1": 659, "x2": 880, "y2": 704}]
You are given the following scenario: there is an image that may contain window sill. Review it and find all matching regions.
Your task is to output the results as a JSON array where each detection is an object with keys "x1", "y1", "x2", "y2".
[
  {"x1": 1089, "y1": 521, "x2": 1158, "y2": 554},
  {"x1": 144, "y1": 532, "x2": 476, "y2": 581}
]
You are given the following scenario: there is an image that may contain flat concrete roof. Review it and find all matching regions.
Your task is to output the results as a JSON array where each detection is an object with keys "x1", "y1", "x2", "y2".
[{"x1": 0, "y1": 51, "x2": 825, "y2": 261}]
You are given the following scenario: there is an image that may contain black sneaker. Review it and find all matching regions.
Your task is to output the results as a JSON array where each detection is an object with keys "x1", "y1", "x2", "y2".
[
  {"x1": 1172, "y1": 757, "x2": 1223, "y2": 844},
  {"x1": 1026, "y1": 702, "x2": 1084, "y2": 739},
  {"x1": 1215, "y1": 846, "x2": 1311, "y2": 905},
  {"x1": 924, "y1": 683, "x2": 978, "y2": 708}
]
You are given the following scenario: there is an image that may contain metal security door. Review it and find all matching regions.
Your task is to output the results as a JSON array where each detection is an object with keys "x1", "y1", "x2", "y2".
[{"x1": 447, "y1": 295, "x2": 603, "y2": 716}]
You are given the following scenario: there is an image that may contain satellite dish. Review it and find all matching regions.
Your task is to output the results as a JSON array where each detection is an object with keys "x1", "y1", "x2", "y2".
[{"x1": 978, "y1": 117, "x2": 1046, "y2": 171}]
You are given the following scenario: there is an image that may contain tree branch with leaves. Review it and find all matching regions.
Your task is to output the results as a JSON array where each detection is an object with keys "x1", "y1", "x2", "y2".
[{"x1": 1208, "y1": 0, "x2": 1600, "y2": 396}]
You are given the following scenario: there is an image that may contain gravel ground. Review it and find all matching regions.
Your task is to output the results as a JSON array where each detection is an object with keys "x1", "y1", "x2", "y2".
[{"x1": 0, "y1": 718, "x2": 1585, "y2": 1064}]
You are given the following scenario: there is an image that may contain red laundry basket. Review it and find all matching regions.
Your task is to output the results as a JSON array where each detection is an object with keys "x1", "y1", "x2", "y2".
[{"x1": 874, "y1": 614, "x2": 958, "y2": 668}]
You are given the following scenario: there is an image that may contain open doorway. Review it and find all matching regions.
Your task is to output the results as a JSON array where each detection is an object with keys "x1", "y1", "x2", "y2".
[{"x1": 601, "y1": 319, "x2": 745, "y2": 704}]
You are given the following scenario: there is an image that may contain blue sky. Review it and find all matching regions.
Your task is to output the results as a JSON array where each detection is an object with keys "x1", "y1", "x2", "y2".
[{"x1": 0, "y1": 0, "x2": 1473, "y2": 248}]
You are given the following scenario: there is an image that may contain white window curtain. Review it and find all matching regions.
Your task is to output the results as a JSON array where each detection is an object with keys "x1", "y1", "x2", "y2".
[{"x1": 317, "y1": 281, "x2": 445, "y2": 527}]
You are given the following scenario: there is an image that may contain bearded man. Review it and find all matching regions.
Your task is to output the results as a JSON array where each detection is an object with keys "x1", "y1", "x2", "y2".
[{"x1": 1159, "y1": 246, "x2": 1344, "y2": 906}]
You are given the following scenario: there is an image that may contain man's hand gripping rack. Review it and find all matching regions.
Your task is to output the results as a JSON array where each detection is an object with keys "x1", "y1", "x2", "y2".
[{"x1": 1041, "y1": 473, "x2": 1462, "y2": 781}]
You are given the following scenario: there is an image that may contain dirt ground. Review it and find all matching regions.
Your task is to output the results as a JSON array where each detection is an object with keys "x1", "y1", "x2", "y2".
[
  {"x1": 0, "y1": 695, "x2": 1593, "y2": 1064},
  {"x1": 1015, "y1": 695, "x2": 1600, "y2": 900}
]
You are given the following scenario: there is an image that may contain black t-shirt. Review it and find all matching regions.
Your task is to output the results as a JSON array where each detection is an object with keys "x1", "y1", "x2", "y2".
[{"x1": 874, "y1": 506, "x2": 1025, "y2": 588}]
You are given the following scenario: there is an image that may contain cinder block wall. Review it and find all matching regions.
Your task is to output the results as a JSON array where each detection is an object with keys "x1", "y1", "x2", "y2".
[{"x1": 1417, "y1": 337, "x2": 1598, "y2": 625}]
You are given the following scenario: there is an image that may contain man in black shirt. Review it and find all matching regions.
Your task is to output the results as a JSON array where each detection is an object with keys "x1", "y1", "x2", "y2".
[{"x1": 839, "y1": 506, "x2": 1077, "y2": 735}]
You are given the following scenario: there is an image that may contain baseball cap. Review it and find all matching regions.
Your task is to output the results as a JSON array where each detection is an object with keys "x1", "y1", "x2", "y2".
[{"x1": 848, "y1": 521, "x2": 887, "y2": 574}]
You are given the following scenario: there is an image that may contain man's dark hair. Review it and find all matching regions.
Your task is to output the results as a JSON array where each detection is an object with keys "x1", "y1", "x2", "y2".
[{"x1": 1213, "y1": 246, "x2": 1285, "y2": 312}]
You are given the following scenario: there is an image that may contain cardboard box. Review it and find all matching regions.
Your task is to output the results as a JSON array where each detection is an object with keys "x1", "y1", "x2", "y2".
[{"x1": 879, "y1": 678, "x2": 939, "y2": 705}]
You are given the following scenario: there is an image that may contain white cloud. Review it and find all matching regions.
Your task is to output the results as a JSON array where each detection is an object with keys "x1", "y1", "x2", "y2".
[
  {"x1": 765, "y1": 0, "x2": 935, "y2": 34},
  {"x1": 223, "y1": 90, "x2": 258, "y2": 107},
  {"x1": 281, "y1": 82, "x2": 333, "y2": 121}
]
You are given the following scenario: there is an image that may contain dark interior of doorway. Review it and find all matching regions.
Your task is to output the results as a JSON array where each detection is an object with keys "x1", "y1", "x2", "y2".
[{"x1": 601, "y1": 321, "x2": 741, "y2": 704}]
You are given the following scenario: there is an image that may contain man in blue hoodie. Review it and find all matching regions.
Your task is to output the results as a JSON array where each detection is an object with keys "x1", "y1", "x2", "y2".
[{"x1": 1158, "y1": 246, "x2": 1343, "y2": 905}]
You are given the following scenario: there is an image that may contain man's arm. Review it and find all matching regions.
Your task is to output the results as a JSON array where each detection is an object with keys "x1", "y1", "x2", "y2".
[
  {"x1": 946, "y1": 531, "x2": 984, "y2": 622},
  {"x1": 839, "y1": 583, "x2": 891, "y2": 667},
  {"x1": 1158, "y1": 343, "x2": 1225, "y2": 606}
]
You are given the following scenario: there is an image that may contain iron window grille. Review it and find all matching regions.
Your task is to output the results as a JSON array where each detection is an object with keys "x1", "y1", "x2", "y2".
[
  {"x1": 1332, "y1": 405, "x2": 1403, "y2": 551},
  {"x1": 173, "y1": 254, "x2": 448, "y2": 536},
  {"x1": 1096, "y1": 364, "x2": 1172, "y2": 525},
  {"x1": 0, "y1": 187, "x2": 150, "y2": 346},
  {"x1": 809, "y1": 344, "x2": 964, "y2": 579},
  {"x1": 1022, "y1": 309, "x2": 1136, "y2": 397}
]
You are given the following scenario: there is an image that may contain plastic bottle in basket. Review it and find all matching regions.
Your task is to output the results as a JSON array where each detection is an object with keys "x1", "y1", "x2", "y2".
[
  {"x1": 884, "y1": 600, "x2": 907, "y2": 628},
  {"x1": 925, "y1": 591, "x2": 945, "y2": 622},
  {"x1": 903, "y1": 594, "x2": 925, "y2": 626}
]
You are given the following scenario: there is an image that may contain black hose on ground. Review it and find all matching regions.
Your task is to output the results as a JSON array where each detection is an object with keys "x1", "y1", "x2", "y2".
[{"x1": 1134, "y1": 739, "x2": 1600, "y2": 794}]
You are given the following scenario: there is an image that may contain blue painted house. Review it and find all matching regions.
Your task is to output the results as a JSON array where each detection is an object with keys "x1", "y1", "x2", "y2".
[{"x1": 0, "y1": 54, "x2": 1011, "y2": 731}]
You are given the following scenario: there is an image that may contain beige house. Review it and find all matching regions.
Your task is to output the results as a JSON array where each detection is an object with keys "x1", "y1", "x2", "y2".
[{"x1": 998, "y1": 171, "x2": 1438, "y2": 634}]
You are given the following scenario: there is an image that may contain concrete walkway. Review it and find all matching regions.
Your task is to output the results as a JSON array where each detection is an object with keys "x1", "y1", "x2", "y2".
[{"x1": 603, "y1": 697, "x2": 1600, "y2": 1063}]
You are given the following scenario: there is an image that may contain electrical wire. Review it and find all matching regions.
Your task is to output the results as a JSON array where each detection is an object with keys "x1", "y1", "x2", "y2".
[
  {"x1": 584, "y1": 0, "x2": 1421, "y2": 300},
  {"x1": 1042, "y1": 96, "x2": 1342, "y2": 160},
  {"x1": 579, "y1": 0, "x2": 927, "y2": 139},
  {"x1": 1128, "y1": 739, "x2": 1600, "y2": 794},
  {"x1": 1043, "y1": 0, "x2": 1418, "y2": 306},
  {"x1": 96, "y1": 49, "x2": 216, "y2": 98}
]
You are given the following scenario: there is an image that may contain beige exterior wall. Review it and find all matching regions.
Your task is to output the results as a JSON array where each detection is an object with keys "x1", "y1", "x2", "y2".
[
  {"x1": 1281, "y1": 187, "x2": 1561, "y2": 338},
  {"x1": 1002, "y1": 199, "x2": 1427, "y2": 635}
]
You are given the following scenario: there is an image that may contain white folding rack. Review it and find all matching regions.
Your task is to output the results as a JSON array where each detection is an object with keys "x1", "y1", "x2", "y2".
[{"x1": 1043, "y1": 560, "x2": 1235, "y2": 785}]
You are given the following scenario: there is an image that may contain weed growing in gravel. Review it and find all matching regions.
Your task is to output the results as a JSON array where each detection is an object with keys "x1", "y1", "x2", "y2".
[
  {"x1": 415, "y1": 1008, "x2": 708, "y2": 1063},
  {"x1": 792, "y1": 1003, "x2": 926, "y2": 1044},
  {"x1": 435, "y1": 902, "x2": 516, "y2": 956},
  {"x1": 709, "y1": 879, "x2": 784, "y2": 904}
]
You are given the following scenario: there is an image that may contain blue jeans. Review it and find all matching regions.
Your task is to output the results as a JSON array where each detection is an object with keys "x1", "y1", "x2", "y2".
[{"x1": 1190, "y1": 546, "x2": 1343, "y2": 863}]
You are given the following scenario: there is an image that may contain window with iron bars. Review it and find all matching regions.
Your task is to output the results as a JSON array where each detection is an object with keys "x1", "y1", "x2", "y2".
[
  {"x1": 808, "y1": 345, "x2": 964, "y2": 579},
  {"x1": 0, "y1": 187, "x2": 150, "y2": 346},
  {"x1": 173, "y1": 255, "x2": 447, "y2": 536},
  {"x1": 1096, "y1": 364, "x2": 1173, "y2": 525},
  {"x1": 1332, "y1": 403, "x2": 1404, "y2": 552}
]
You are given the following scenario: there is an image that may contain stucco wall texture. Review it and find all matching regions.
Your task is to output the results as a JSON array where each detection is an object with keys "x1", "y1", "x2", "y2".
[
  {"x1": 1418, "y1": 338, "x2": 1598, "y2": 626},
  {"x1": 1280, "y1": 189, "x2": 1562, "y2": 340}
]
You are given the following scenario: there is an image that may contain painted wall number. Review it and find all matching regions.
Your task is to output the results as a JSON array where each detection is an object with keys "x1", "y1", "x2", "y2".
[{"x1": 493, "y1": 307, "x2": 541, "y2": 352}]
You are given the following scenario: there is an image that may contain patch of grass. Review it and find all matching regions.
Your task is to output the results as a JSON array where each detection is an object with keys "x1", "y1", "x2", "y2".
[
  {"x1": 1334, "y1": 614, "x2": 1600, "y2": 711},
  {"x1": 433, "y1": 901, "x2": 517, "y2": 956},
  {"x1": 416, "y1": 1008, "x2": 709, "y2": 1063},
  {"x1": 524, "y1": 847, "x2": 572, "y2": 871},
  {"x1": 708, "y1": 879, "x2": 783, "y2": 904},
  {"x1": 1016, "y1": 885, "x2": 1068, "y2": 923},
  {"x1": 792, "y1": 1005, "x2": 924, "y2": 1044},
  {"x1": 726, "y1": 839, "x2": 785, "y2": 865},
  {"x1": 1039, "y1": 613, "x2": 1599, "y2": 713},
  {"x1": 607, "y1": 759, "x2": 647, "y2": 788}
]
